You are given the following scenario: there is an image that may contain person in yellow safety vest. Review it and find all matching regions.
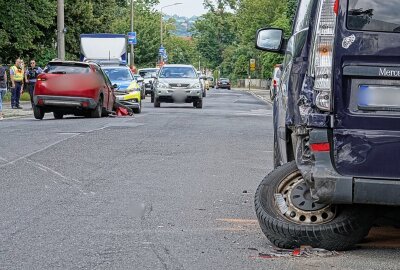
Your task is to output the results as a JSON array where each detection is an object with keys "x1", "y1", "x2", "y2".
[{"x1": 10, "y1": 58, "x2": 25, "y2": 109}]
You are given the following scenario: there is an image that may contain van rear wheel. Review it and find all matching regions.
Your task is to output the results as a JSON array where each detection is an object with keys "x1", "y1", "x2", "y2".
[{"x1": 255, "y1": 161, "x2": 375, "y2": 251}]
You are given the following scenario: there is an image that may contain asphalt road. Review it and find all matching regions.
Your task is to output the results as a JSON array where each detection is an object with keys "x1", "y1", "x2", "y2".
[{"x1": 0, "y1": 89, "x2": 399, "y2": 270}]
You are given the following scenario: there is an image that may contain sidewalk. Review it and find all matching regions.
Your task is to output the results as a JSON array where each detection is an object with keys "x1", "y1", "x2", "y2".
[
  {"x1": 236, "y1": 87, "x2": 271, "y2": 104},
  {"x1": 2, "y1": 101, "x2": 33, "y2": 119}
]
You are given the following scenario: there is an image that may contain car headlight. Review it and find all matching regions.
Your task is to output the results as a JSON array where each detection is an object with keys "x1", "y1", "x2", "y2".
[
  {"x1": 191, "y1": 83, "x2": 201, "y2": 89},
  {"x1": 158, "y1": 82, "x2": 169, "y2": 88}
]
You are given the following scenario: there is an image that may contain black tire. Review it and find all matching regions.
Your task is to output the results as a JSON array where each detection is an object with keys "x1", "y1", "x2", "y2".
[
  {"x1": 255, "y1": 161, "x2": 375, "y2": 251},
  {"x1": 193, "y1": 101, "x2": 197, "y2": 107},
  {"x1": 53, "y1": 111, "x2": 64, "y2": 119},
  {"x1": 196, "y1": 99, "x2": 203, "y2": 109},
  {"x1": 33, "y1": 105, "x2": 45, "y2": 120},
  {"x1": 91, "y1": 97, "x2": 103, "y2": 118},
  {"x1": 154, "y1": 97, "x2": 160, "y2": 108},
  {"x1": 202, "y1": 90, "x2": 206, "y2": 97},
  {"x1": 133, "y1": 101, "x2": 142, "y2": 114},
  {"x1": 151, "y1": 94, "x2": 154, "y2": 103},
  {"x1": 228, "y1": 87, "x2": 231, "y2": 90}
]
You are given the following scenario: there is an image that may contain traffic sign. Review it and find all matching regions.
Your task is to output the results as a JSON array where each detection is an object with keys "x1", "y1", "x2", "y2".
[
  {"x1": 250, "y1": 59, "x2": 256, "y2": 71},
  {"x1": 159, "y1": 46, "x2": 165, "y2": 55},
  {"x1": 127, "y1": 32, "x2": 137, "y2": 45}
]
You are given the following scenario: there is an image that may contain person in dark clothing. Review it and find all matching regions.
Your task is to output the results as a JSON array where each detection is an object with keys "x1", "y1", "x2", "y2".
[{"x1": 25, "y1": 59, "x2": 42, "y2": 105}]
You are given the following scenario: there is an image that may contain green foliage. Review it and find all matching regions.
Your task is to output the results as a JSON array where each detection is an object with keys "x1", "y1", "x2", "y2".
[
  {"x1": 0, "y1": 0, "x2": 56, "y2": 63},
  {"x1": 193, "y1": 0, "x2": 298, "y2": 80}
]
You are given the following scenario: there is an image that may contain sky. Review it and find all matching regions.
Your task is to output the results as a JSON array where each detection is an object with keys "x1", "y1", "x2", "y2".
[{"x1": 155, "y1": 0, "x2": 208, "y2": 17}]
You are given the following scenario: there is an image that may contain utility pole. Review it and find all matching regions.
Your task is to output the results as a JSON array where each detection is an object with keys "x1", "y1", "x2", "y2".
[
  {"x1": 130, "y1": 0, "x2": 135, "y2": 66},
  {"x1": 57, "y1": 0, "x2": 65, "y2": 60}
]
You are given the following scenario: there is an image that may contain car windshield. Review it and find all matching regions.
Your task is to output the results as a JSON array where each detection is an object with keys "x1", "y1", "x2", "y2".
[
  {"x1": 45, "y1": 64, "x2": 90, "y2": 74},
  {"x1": 220, "y1": 78, "x2": 229, "y2": 82},
  {"x1": 347, "y1": 0, "x2": 400, "y2": 32},
  {"x1": 103, "y1": 68, "x2": 133, "y2": 82},
  {"x1": 139, "y1": 69, "x2": 158, "y2": 78},
  {"x1": 159, "y1": 67, "x2": 197, "y2": 79}
]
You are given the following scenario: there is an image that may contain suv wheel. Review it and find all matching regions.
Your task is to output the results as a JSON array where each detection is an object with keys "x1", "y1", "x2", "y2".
[
  {"x1": 91, "y1": 97, "x2": 103, "y2": 118},
  {"x1": 33, "y1": 105, "x2": 45, "y2": 120},
  {"x1": 196, "y1": 100, "x2": 203, "y2": 109},
  {"x1": 53, "y1": 111, "x2": 64, "y2": 119},
  {"x1": 255, "y1": 161, "x2": 375, "y2": 251},
  {"x1": 154, "y1": 98, "x2": 160, "y2": 108}
]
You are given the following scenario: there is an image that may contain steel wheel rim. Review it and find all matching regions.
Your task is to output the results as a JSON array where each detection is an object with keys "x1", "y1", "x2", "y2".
[{"x1": 275, "y1": 171, "x2": 336, "y2": 225}]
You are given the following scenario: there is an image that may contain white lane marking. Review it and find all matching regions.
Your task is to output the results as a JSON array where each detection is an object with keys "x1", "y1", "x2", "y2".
[{"x1": 25, "y1": 159, "x2": 89, "y2": 195}]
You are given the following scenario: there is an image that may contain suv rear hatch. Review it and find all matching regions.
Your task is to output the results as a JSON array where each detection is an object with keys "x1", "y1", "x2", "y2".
[
  {"x1": 333, "y1": 0, "x2": 400, "y2": 178},
  {"x1": 36, "y1": 62, "x2": 98, "y2": 98}
]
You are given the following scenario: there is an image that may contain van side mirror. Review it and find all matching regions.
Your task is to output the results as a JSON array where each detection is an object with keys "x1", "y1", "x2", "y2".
[
  {"x1": 137, "y1": 78, "x2": 144, "y2": 83},
  {"x1": 112, "y1": 84, "x2": 118, "y2": 89},
  {"x1": 256, "y1": 28, "x2": 284, "y2": 53}
]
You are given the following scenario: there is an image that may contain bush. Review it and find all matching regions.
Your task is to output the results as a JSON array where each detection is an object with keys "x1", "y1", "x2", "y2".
[{"x1": 3, "y1": 92, "x2": 31, "y2": 102}]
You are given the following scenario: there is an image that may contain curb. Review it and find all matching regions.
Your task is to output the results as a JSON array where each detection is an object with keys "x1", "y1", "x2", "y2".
[{"x1": 236, "y1": 88, "x2": 272, "y2": 104}]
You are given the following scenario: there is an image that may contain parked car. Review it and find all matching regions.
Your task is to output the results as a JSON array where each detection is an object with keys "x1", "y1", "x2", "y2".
[
  {"x1": 216, "y1": 78, "x2": 231, "y2": 90},
  {"x1": 133, "y1": 74, "x2": 146, "y2": 99},
  {"x1": 270, "y1": 64, "x2": 282, "y2": 100},
  {"x1": 207, "y1": 77, "x2": 215, "y2": 88},
  {"x1": 102, "y1": 65, "x2": 142, "y2": 114},
  {"x1": 138, "y1": 68, "x2": 159, "y2": 101},
  {"x1": 153, "y1": 64, "x2": 204, "y2": 108},
  {"x1": 33, "y1": 61, "x2": 115, "y2": 120},
  {"x1": 254, "y1": 0, "x2": 400, "y2": 251}
]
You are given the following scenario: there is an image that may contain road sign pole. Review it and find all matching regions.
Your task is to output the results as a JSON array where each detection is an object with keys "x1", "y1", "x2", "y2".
[{"x1": 130, "y1": 0, "x2": 135, "y2": 66}]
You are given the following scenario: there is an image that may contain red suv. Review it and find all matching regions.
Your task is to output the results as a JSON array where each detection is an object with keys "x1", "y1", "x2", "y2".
[{"x1": 33, "y1": 61, "x2": 115, "y2": 120}]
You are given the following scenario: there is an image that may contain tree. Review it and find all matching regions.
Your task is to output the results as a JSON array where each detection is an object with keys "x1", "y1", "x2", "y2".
[{"x1": 0, "y1": 0, "x2": 56, "y2": 63}]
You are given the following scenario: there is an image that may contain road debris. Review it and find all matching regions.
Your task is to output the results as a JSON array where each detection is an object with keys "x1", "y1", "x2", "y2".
[{"x1": 252, "y1": 246, "x2": 339, "y2": 259}]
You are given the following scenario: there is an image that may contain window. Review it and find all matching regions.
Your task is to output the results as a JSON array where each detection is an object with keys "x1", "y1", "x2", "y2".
[
  {"x1": 293, "y1": 0, "x2": 315, "y2": 33},
  {"x1": 159, "y1": 67, "x2": 197, "y2": 79},
  {"x1": 347, "y1": 0, "x2": 400, "y2": 32},
  {"x1": 103, "y1": 68, "x2": 133, "y2": 82},
  {"x1": 45, "y1": 63, "x2": 90, "y2": 74}
]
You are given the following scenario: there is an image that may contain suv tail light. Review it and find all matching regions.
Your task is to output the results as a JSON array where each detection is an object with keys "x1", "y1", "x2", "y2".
[{"x1": 310, "y1": 0, "x2": 337, "y2": 111}]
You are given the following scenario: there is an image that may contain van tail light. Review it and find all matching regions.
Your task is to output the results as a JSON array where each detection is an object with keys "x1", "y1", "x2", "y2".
[
  {"x1": 310, "y1": 142, "x2": 330, "y2": 152},
  {"x1": 310, "y1": 0, "x2": 337, "y2": 112}
]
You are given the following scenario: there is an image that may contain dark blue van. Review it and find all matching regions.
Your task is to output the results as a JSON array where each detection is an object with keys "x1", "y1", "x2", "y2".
[{"x1": 254, "y1": 0, "x2": 400, "y2": 250}]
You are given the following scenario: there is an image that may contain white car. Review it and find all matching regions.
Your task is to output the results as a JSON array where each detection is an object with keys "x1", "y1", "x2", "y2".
[{"x1": 153, "y1": 64, "x2": 204, "y2": 108}]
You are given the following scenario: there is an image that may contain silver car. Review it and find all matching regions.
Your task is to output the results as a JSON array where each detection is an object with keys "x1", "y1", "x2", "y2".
[{"x1": 153, "y1": 64, "x2": 204, "y2": 109}]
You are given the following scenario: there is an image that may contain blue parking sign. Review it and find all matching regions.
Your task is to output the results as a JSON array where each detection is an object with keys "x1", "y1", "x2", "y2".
[{"x1": 127, "y1": 32, "x2": 137, "y2": 45}]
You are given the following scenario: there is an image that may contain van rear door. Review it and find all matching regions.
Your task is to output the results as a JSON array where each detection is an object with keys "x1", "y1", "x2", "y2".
[{"x1": 333, "y1": 0, "x2": 400, "y2": 178}]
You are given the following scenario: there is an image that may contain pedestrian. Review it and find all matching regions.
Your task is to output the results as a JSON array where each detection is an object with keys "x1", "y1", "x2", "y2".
[
  {"x1": 9, "y1": 58, "x2": 24, "y2": 109},
  {"x1": 0, "y1": 63, "x2": 7, "y2": 120},
  {"x1": 25, "y1": 59, "x2": 42, "y2": 105}
]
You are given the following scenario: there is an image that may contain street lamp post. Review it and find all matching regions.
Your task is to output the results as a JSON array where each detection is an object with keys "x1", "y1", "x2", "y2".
[
  {"x1": 160, "y1": 3, "x2": 182, "y2": 48},
  {"x1": 57, "y1": 0, "x2": 65, "y2": 60}
]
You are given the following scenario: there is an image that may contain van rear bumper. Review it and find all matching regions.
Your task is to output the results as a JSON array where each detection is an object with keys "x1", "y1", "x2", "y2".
[{"x1": 299, "y1": 129, "x2": 400, "y2": 206}]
